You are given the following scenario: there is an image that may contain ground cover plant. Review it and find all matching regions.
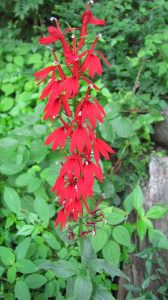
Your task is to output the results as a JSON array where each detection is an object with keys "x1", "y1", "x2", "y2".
[{"x1": 1, "y1": 0, "x2": 168, "y2": 299}]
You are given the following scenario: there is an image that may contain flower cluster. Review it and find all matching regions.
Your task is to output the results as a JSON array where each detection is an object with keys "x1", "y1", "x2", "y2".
[{"x1": 35, "y1": 1, "x2": 115, "y2": 230}]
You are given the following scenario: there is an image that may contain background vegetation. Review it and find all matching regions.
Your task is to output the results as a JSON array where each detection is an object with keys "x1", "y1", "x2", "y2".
[{"x1": 0, "y1": 0, "x2": 168, "y2": 299}]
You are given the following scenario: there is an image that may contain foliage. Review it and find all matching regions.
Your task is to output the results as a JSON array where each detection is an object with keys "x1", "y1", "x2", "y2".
[{"x1": 0, "y1": 0, "x2": 168, "y2": 299}]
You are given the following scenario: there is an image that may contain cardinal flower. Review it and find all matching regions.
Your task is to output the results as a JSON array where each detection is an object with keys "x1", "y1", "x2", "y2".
[
  {"x1": 83, "y1": 160, "x2": 103, "y2": 183},
  {"x1": 60, "y1": 155, "x2": 83, "y2": 178},
  {"x1": 34, "y1": 66, "x2": 56, "y2": 84},
  {"x1": 78, "y1": 1, "x2": 105, "y2": 50},
  {"x1": 70, "y1": 125, "x2": 92, "y2": 153},
  {"x1": 45, "y1": 125, "x2": 72, "y2": 151},
  {"x1": 94, "y1": 137, "x2": 115, "y2": 162}
]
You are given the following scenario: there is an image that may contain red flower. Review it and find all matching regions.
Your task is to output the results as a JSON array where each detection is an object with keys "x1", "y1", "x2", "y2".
[
  {"x1": 78, "y1": 2, "x2": 105, "y2": 50},
  {"x1": 70, "y1": 126, "x2": 92, "y2": 153},
  {"x1": 94, "y1": 138, "x2": 115, "y2": 162},
  {"x1": 43, "y1": 94, "x2": 71, "y2": 120},
  {"x1": 54, "y1": 209, "x2": 67, "y2": 228},
  {"x1": 45, "y1": 125, "x2": 72, "y2": 151},
  {"x1": 83, "y1": 160, "x2": 103, "y2": 183},
  {"x1": 34, "y1": 66, "x2": 55, "y2": 84},
  {"x1": 60, "y1": 155, "x2": 83, "y2": 179}
]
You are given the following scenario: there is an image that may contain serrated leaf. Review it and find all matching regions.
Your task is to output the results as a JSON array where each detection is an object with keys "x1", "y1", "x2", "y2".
[
  {"x1": 74, "y1": 275, "x2": 92, "y2": 300},
  {"x1": 102, "y1": 241, "x2": 120, "y2": 265},
  {"x1": 0, "y1": 247, "x2": 15, "y2": 266},
  {"x1": 15, "y1": 281, "x2": 31, "y2": 300},
  {"x1": 3, "y1": 187, "x2": 21, "y2": 215},
  {"x1": 25, "y1": 274, "x2": 47, "y2": 289},
  {"x1": 146, "y1": 205, "x2": 168, "y2": 219},
  {"x1": 112, "y1": 225, "x2": 131, "y2": 248},
  {"x1": 34, "y1": 196, "x2": 49, "y2": 223},
  {"x1": 16, "y1": 259, "x2": 38, "y2": 274},
  {"x1": 91, "y1": 229, "x2": 108, "y2": 252}
]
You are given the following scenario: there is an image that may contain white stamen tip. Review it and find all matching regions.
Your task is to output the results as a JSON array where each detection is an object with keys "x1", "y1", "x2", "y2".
[
  {"x1": 71, "y1": 34, "x2": 75, "y2": 39},
  {"x1": 50, "y1": 17, "x2": 57, "y2": 21},
  {"x1": 88, "y1": 0, "x2": 94, "y2": 4},
  {"x1": 85, "y1": 161, "x2": 89, "y2": 166},
  {"x1": 53, "y1": 61, "x2": 59, "y2": 66},
  {"x1": 92, "y1": 231, "x2": 96, "y2": 236},
  {"x1": 89, "y1": 84, "x2": 93, "y2": 88},
  {"x1": 97, "y1": 33, "x2": 102, "y2": 38},
  {"x1": 78, "y1": 111, "x2": 82, "y2": 116},
  {"x1": 48, "y1": 79, "x2": 52, "y2": 82},
  {"x1": 74, "y1": 57, "x2": 79, "y2": 61},
  {"x1": 102, "y1": 193, "x2": 105, "y2": 199},
  {"x1": 74, "y1": 185, "x2": 78, "y2": 191},
  {"x1": 46, "y1": 46, "x2": 53, "y2": 51}
]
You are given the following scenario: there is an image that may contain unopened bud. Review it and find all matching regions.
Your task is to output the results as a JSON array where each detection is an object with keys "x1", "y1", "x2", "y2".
[
  {"x1": 46, "y1": 46, "x2": 53, "y2": 51},
  {"x1": 50, "y1": 17, "x2": 57, "y2": 21},
  {"x1": 92, "y1": 231, "x2": 96, "y2": 236}
]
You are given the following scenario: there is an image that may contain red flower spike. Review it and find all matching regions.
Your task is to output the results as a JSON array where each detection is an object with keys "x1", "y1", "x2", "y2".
[{"x1": 35, "y1": 2, "x2": 115, "y2": 231}]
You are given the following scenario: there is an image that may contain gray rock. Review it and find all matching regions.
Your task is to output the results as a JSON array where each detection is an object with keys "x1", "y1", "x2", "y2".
[
  {"x1": 154, "y1": 109, "x2": 168, "y2": 149},
  {"x1": 145, "y1": 156, "x2": 168, "y2": 236}
]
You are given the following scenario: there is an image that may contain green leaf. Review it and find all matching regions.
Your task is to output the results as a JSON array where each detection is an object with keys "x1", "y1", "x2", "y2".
[
  {"x1": 106, "y1": 212, "x2": 125, "y2": 225},
  {"x1": 30, "y1": 140, "x2": 47, "y2": 163},
  {"x1": 136, "y1": 219, "x2": 147, "y2": 241},
  {"x1": 43, "y1": 232, "x2": 61, "y2": 250},
  {"x1": 14, "y1": 55, "x2": 24, "y2": 67},
  {"x1": 16, "y1": 259, "x2": 38, "y2": 274},
  {"x1": 0, "y1": 267, "x2": 5, "y2": 278},
  {"x1": 17, "y1": 225, "x2": 35, "y2": 236},
  {"x1": 0, "y1": 247, "x2": 15, "y2": 266},
  {"x1": 7, "y1": 266, "x2": 16, "y2": 283},
  {"x1": 93, "y1": 285, "x2": 115, "y2": 300},
  {"x1": 0, "y1": 97, "x2": 13, "y2": 112},
  {"x1": 88, "y1": 259, "x2": 129, "y2": 280},
  {"x1": 40, "y1": 260, "x2": 77, "y2": 278},
  {"x1": 16, "y1": 173, "x2": 32, "y2": 187},
  {"x1": 15, "y1": 237, "x2": 31, "y2": 260},
  {"x1": 34, "y1": 197, "x2": 49, "y2": 223},
  {"x1": 112, "y1": 117, "x2": 134, "y2": 138},
  {"x1": 74, "y1": 275, "x2": 92, "y2": 300},
  {"x1": 123, "y1": 185, "x2": 144, "y2": 212},
  {"x1": 25, "y1": 274, "x2": 47, "y2": 289},
  {"x1": 91, "y1": 229, "x2": 108, "y2": 252},
  {"x1": 15, "y1": 281, "x2": 31, "y2": 300},
  {"x1": 146, "y1": 205, "x2": 168, "y2": 219},
  {"x1": 148, "y1": 229, "x2": 168, "y2": 250},
  {"x1": 1, "y1": 83, "x2": 15, "y2": 95},
  {"x1": 28, "y1": 177, "x2": 41, "y2": 193},
  {"x1": 99, "y1": 120, "x2": 115, "y2": 142},
  {"x1": 112, "y1": 225, "x2": 131, "y2": 248},
  {"x1": 80, "y1": 238, "x2": 96, "y2": 264},
  {"x1": 104, "y1": 102, "x2": 121, "y2": 119},
  {"x1": 3, "y1": 187, "x2": 21, "y2": 215},
  {"x1": 102, "y1": 241, "x2": 120, "y2": 265}
]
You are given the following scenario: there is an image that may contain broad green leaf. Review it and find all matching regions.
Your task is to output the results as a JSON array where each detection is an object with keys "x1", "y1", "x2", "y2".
[
  {"x1": 112, "y1": 116, "x2": 134, "y2": 138},
  {"x1": 93, "y1": 285, "x2": 115, "y2": 300},
  {"x1": 80, "y1": 238, "x2": 96, "y2": 264},
  {"x1": 30, "y1": 140, "x2": 47, "y2": 163},
  {"x1": 102, "y1": 241, "x2": 120, "y2": 265},
  {"x1": 28, "y1": 178, "x2": 41, "y2": 193},
  {"x1": 123, "y1": 185, "x2": 144, "y2": 212},
  {"x1": 25, "y1": 274, "x2": 47, "y2": 289},
  {"x1": 43, "y1": 232, "x2": 61, "y2": 250},
  {"x1": 15, "y1": 281, "x2": 30, "y2": 300},
  {"x1": 106, "y1": 212, "x2": 125, "y2": 225},
  {"x1": 148, "y1": 229, "x2": 168, "y2": 250},
  {"x1": 34, "y1": 197, "x2": 49, "y2": 223},
  {"x1": 0, "y1": 97, "x2": 13, "y2": 112},
  {"x1": 3, "y1": 187, "x2": 21, "y2": 215},
  {"x1": 1, "y1": 83, "x2": 15, "y2": 95},
  {"x1": 112, "y1": 225, "x2": 131, "y2": 248},
  {"x1": 14, "y1": 55, "x2": 24, "y2": 67},
  {"x1": 15, "y1": 237, "x2": 31, "y2": 260},
  {"x1": 146, "y1": 205, "x2": 168, "y2": 219},
  {"x1": 7, "y1": 266, "x2": 16, "y2": 283},
  {"x1": 40, "y1": 260, "x2": 77, "y2": 278},
  {"x1": 136, "y1": 219, "x2": 147, "y2": 241},
  {"x1": 88, "y1": 259, "x2": 129, "y2": 280},
  {"x1": 104, "y1": 102, "x2": 121, "y2": 119},
  {"x1": 91, "y1": 229, "x2": 108, "y2": 252},
  {"x1": 16, "y1": 259, "x2": 38, "y2": 274},
  {"x1": 99, "y1": 120, "x2": 115, "y2": 142},
  {"x1": 74, "y1": 275, "x2": 92, "y2": 300},
  {"x1": 16, "y1": 173, "x2": 32, "y2": 187},
  {"x1": 17, "y1": 225, "x2": 35, "y2": 236},
  {"x1": 0, "y1": 267, "x2": 5, "y2": 277},
  {"x1": 0, "y1": 247, "x2": 15, "y2": 266}
]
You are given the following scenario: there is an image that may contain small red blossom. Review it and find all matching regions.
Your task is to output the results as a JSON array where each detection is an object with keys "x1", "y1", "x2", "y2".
[
  {"x1": 70, "y1": 126, "x2": 92, "y2": 153},
  {"x1": 45, "y1": 125, "x2": 72, "y2": 151},
  {"x1": 94, "y1": 138, "x2": 115, "y2": 162}
]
